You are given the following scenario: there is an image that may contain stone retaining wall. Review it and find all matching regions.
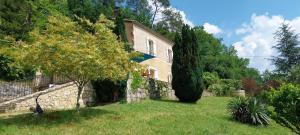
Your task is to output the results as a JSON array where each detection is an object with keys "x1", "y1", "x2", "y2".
[
  {"x1": 126, "y1": 74, "x2": 176, "y2": 103},
  {"x1": 0, "y1": 82, "x2": 95, "y2": 113}
]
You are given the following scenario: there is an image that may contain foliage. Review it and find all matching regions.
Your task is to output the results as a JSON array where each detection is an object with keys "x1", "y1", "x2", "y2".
[
  {"x1": 153, "y1": 9, "x2": 184, "y2": 40},
  {"x1": 91, "y1": 79, "x2": 126, "y2": 103},
  {"x1": 203, "y1": 72, "x2": 220, "y2": 89},
  {"x1": 172, "y1": 25, "x2": 204, "y2": 103},
  {"x1": 262, "y1": 80, "x2": 282, "y2": 91},
  {"x1": 228, "y1": 97, "x2": 270, "y2": 126},
  {"x1": 0, "y1": 55, "x2": 35, "y2": 81},
  {"x1": 2, "y1": 14, "x2": 134, "y2": 112},
  {"x1": 150, "y1": 0, "x2": 170, "y2": 26},
  {"x1": 242, "y1": 78, "x2": 261, "y2": 96},
  {"x1": 113, "y1": 9, "x2": 133, "y2": 52},
  {"x1": 0, "y1": 0, "x2": 34, "y2": 40},
  {"x1": 205, "y1": 77, "x2": 241, "y2": 96},
  {"x1": 268, "y1": 83, "x2": 300, "y2": 134},
  {"x1": 131, "y1": 71, "x2": 143, "y2": 92},
  {"x1": 67, "y1": 0, "x2": 115, "y2": 23},
  {"x1": 221, "y1": 79, "x2": 242, "y2": 91},
  {"x1": 272, "y1": 23, "x2": 300, "y2": 76},
  {"x1": 207, "y1": 83, "x2": 236, "y2": 97},
  {"x1": 194, "y1": 27, "x2": 262, "y2": 82},
  {"x1": 208, "y1": 84, "x2": 227, "y2": 96},
  {"x1": 288, "y1": 65, "x2": 300, "y2": 85}
]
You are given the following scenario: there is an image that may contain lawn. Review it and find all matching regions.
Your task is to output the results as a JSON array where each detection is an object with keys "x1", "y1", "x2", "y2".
[{"x1": 0, "y1": 97, "x2": 294, "y2": 135}]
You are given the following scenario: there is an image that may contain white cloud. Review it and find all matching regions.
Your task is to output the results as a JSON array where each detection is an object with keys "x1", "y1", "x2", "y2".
[
  {"x1": 203, "y1": 23, "x2": 222, "y2": 35},
  {"x1": 233, "y1": 14, "x2": 300, "y2": 72},
  {"x1": 148, "y1": 0, "x2": 194, "y2": 26}
]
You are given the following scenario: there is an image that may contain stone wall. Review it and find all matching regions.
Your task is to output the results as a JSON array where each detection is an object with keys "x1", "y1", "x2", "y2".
[
  {"x1": 0, "y1": 82, "x2": 95, "y2": 113},
  {"x1": 126, "y1": 74, "x2": 176, "y2": 103}
]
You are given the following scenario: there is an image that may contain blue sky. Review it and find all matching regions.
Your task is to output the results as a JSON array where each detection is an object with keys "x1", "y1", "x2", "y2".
[{"x1": 168, "y1": 0, "x2": 300, "y2": 72}]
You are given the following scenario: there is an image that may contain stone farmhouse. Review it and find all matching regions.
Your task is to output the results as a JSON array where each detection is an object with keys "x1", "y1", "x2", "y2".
[{"x1": 124, "y1": 20, "x2": 174, "y2": 83}]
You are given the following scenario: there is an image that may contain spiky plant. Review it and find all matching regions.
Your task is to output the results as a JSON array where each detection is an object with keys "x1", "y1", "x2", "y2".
[{"x1": 228, "y1": 97, "x2": 270, "y2": 126}]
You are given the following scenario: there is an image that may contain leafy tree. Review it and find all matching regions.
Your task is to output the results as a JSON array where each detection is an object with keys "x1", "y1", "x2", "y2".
[
  {"x1": 113, "y1": 10, "x2": 128, "y2": 42},
  {"x1": 0, "y1": 55, "x2": 34, "y2": 81},
  {"x1": 122, "y1": 1, "x2": 152, "y2": 27},
  {"x1": 0, "y1": 0, "x2": 34, "y2": 40},
  {"x1": 273, "y1": 23, "x2": 300, "y2": 76},
  {"x1": 153, "y1": 9, "x2": 184, "y2": 40},
  {"x1": 268, "y1": 84, "x2": 300, "y2": 134},
  {"x1": 67, "y1": 0, "x2": 116, "y2": 23},
  {"x1": 289, "y1": 65, "x2": 300, "y2": 84},
  {"x1": 150, "y1": 0, "x2": 170, "y2": 27},
  {"x1": 113, "y1": 9, "x2": 134, "y2": 52},
  {"x1": 3, "y1": 14, "x2": 133, "y2": 112},
  {"x1": 193, "y1": 27, "x2": 262, "y2": 82},
  {"x1": 172, "y1": 25, "x2": 204, "y2": 103}
]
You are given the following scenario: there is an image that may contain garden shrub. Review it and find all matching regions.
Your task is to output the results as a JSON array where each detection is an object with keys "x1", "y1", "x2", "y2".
[
  {"x1": 221, "y1": 79, "x2": 242, "y2": 90},
  {"x1": 203, "y1": 72, "x2": 220, "y2": 89},
  {"x1": 0, "y1": 55, "x2": 35, "y2": 81},
  {"x1": 228, "y1": 97, "x2": 270, "y2": 126},
  {"x1": 268, "y1": 83, "x2": 300, "y2": 134},
  {"x1": 262, "y1": 80, "x2": 282, "y2": 91},
  {"x1": 131, "y1": 71, "x2": 143, "y2": 92},
  {"x1": 91, "y1": 79, "x2": 126, "y2": 103},
  {"x1": 242, "y1": 78, "x2": 261, "y2": 96},
  {"x1": 208, "y1": 83, "x2": 234, "y2": 96}
]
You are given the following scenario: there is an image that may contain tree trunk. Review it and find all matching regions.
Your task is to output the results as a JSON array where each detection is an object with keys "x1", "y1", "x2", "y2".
[
  {"x1": 76, "y1": 85, "x2": 84, "y2": 113},
  {"x1": 151, "y1": 0, "x2": 159, "y2": 27}
]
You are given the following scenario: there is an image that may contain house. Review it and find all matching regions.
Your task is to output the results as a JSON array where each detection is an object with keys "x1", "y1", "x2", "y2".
[{"x1": 124, "y1": 20, "x2": 173, "y2": 83}]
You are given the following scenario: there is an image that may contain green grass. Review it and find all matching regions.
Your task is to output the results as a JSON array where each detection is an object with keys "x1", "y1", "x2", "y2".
[{"x1": 0, "y1": 97, "x2": 294, "y2": 135}]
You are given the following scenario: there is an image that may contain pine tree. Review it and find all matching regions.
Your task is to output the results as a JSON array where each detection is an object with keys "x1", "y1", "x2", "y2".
[
  {"x1": 171, "y1": 25, "x2": 204, "y2": 103},
  {"x1": 273, "y1": 23, "x2": 300, "y2": 76}
]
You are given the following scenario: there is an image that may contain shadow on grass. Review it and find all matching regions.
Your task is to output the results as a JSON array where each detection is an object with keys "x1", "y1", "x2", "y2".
[
  {"x1": 152, "y1": 99, "x2": 198, "y2": 105},
  {"x1": 0, "y1": 107, "x2": 114, "y2": 128}
]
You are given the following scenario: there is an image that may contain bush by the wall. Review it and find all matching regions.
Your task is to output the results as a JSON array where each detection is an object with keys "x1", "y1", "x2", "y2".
[
  {"x1": 207, "y1": 81, "x2": 239, "y2": 96},
  {"x1": 0, "y1": 55, "x2": 35, "y2": 81},
  {"x1": 91, "y1": 79, "x2": 126, "y2": 103},
  {"x1": 221, "y1": 79, "x2": 242, "y2": 91},
  {"x1": 228, "y1": 97, "x2": 270, "y2": 126},
  {"x1": 203, "y1": 72, "x2": 220, "y2": 89},
  {"x1": 268, "y1": 83, "x2": 300, "y2": 134},
  {"x1": 131, "y1": 71, "x2": 143, "y2": 92}
]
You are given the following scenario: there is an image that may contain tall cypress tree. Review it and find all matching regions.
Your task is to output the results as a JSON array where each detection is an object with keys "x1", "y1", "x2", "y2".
[
  {"x1": 172, "y1": 25, "x2": 204, "y2": 103},
  {"x1": 273, "y1": 23, "x2": 300, "y2": 76}
]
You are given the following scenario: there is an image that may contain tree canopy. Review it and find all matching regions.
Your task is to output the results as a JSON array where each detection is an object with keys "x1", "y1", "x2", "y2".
[{"x1": 1, "y1": 13, "x2": 134, "y2": 112}]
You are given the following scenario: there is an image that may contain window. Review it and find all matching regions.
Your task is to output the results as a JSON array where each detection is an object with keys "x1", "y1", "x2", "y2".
[
  {"x1": 148, "y1": 40, "x2": 154, "y2": 55},
  {"x1": 167, "y1": 49, "x2": 173, "y2": 63}
]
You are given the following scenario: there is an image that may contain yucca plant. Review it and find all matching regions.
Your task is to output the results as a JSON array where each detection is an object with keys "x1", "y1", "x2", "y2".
[{"x1": 228, "y1": 97, "x2": 270, "y2": 126}]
